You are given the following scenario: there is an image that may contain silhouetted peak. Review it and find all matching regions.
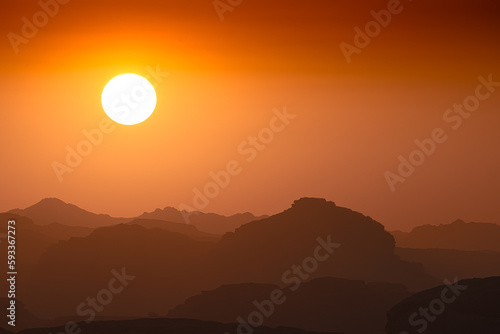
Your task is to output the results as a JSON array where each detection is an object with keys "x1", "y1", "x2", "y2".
[
  {"x1": 23, "y1": 197, "x2": 89, "y2": 214},
  {"x1": 231, "y1": 212, "x2": 257, "y2": 219},
  {"x1": 36, "y1": 198, "x2": 68, "y2": 207},
  {"x1": 162, "y1": 206, "x2": 185, "y2": 214},
  {"x1": 451, "y1": 219, "x2": 466, "y2": 225},
  {"x1": 291, "y1": 197, "x2": 334, "y2": 210}
]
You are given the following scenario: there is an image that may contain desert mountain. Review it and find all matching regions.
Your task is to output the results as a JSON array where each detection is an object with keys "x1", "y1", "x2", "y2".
[
  {"x1": 391, "y1": 220, "x2": 500, "y2": 252},
  {"x1": 0, "y1": 213, "x2": 57, "y2": 266},
  {"x1": 7, "y1": 198, "x2": 263, "y2": 234},
  {"x1": 168, "y1": 277, "x2": 411, "y2": 334},
  {"x1": 386, "y1": 276, "x2": 500, "y2": 334},
  {"x1": 17, "y1": 197, "x2": 442, "y2": 321},
  {"x1": 23, "y1": 224, "x2": 216, "y2": 319},
  {"x1": 395, "y1": 247, "x2": 500, "y2": 281},
  {"x1": 205, "y1": 198, "x2": 438, "y2": 290},
  {"x1": 138, "y1": 206, "x2": 267, "y2": 234},
  {"x1": 127, "y1": 218, "x2": 220, "y2": 241},
  {"x1": 0, "y1": 213, "x2": 95, "y2": 318},
  {"x1": 8, "y1": 198, "x2": 128, "y2": 227},
  {"x1": 1, "y1": 212, "x2": 93, "y2": 286}
]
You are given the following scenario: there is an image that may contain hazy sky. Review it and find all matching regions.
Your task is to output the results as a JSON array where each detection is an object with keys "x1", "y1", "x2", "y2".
[{"x1": 1, "y1": 0, "x2": 499, "y2": 231}]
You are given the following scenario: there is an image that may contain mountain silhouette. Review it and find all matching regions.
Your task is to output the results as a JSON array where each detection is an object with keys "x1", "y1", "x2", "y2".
[
  {"x1": 0, "y1": 212, "x2": 92, "y2": 276},
  {"x1": 0, "y1": 318, "x2": 338, "y2": 334},
  {"x1": 19, "y1": 196, "x2": 500, "y2": 330},
  {"x1": 127, "y1": 218, "x2": 220, "y2": 241},
  {"x1": 8, "y1": 198, "x2": 128, "y2": 227},
  {"x1": 168, "y1": 277, "x2": 411, "y2": 334},
  {"x1": 22, "y1": 224, "x2": 216, "y2": 319},
  {"x1": 386, "y1": 276, "x2": 500, "y2": 334},
  {"x1": 391, "y1": 219, "x2": 500, "y2": 252},
  {"x1": 395, "y1": 247, "x2": 500, "y2": 281},
  {"x1": 0, "y1": 212, "x2": 96, "y2": 325},
  {"x1": 205, "y1": 198, "x2": 438, "y2": 290},
  {"x1": 7, "y1": 198, "x2": 264, "y2": 234},
  {"x1": 14, "y1": 197, "x2": 437, "y2": 321},
  {"x1": 2, "y1": 197, "x2": 499, "y2": 333},
  {"x1": 0, "y1": 213, "x2": 57, "y2": 266},
  {"x1": 138, "y1": 206, "x2": 267, "y2": 234}
]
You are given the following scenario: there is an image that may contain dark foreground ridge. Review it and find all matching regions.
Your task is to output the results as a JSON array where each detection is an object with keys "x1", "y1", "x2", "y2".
[
  {"x1": 168, "y1": 277, "x2": 410, "y2": 334},
  {"x1": 386, "y1": 276, "x2": 500, "y2": 334},
  {"x1": 6, "y1": 318, "x2": 340, "y2": 334}
]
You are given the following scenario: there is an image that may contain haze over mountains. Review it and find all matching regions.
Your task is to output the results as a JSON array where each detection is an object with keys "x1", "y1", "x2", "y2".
[
  {"x1": 8, "y1": 198, "x2": 436, "y2": 319},
  {"x1": 395, "y1": 248, "x2": 500, "y2": 281},
  {"x1": 25, "y1": 223, "x2": 214, "y2": 318},
  {"x1": 8, "y1": 198, "x2": 265, "y2": 234},
  {"x1": 9, "y1": 198, "x2": 128, "y2": 227},
  {"x1": 168, "y1": 277, "x2": 411, "y2": 334},
  {"x1": 8, "y1": 198, "x2": 499, "y2": 242},
  {"x1": 1, "y1": 197, "x2": 499, "y2": 334},
  {"x1": 391, "y1": 219, "x2": 500, "y2": 252},
  {"x1": 0, "y1": 213, "x2": 92, "y2": 267},
  {"x1": 127, "y1": 218, "x2": 220, "y2": 242},
  {"x1": 137, "y1": 207, "x2": 268, "y2": 235},
  {"x1": 205, "y1": 198, "x2": 437, "y2": 290}
]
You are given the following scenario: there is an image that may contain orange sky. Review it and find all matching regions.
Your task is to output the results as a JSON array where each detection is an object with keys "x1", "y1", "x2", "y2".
[{"x1": 1, "y1": 0, "x2": 499, "y2": 230}]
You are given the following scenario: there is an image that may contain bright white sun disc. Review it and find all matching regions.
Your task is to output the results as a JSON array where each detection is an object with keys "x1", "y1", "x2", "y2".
[{"x1": 101, "y1": 74, "x2": 157, "y2": 125}]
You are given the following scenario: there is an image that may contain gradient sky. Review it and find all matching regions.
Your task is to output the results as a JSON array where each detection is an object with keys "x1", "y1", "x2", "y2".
[{"x1": 1, "y1": 0, "x2": 499, "y2": 231}]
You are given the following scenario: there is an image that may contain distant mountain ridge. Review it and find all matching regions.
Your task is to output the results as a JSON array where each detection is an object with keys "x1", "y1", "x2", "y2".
[
  {"x1": 7, "y1": 198, "x2": 265, "y2": 234},
  {"x1": 137, "y1": 206, "x2": 268, "y2": 234},
  {"x1": 8, "y1": 198, "x2": 128, "y2": 227},
  {"x1": 128, "y1": 218, "x2": 220, "y2": 241},
  {"x1": 0, "y1": 213, "x2": 93, "y2": 267},
  {"x1": 16, "y1": 197, "x2": 439, "y2": 320},
  {"x1": 391, "y1": 219, "x2": 500, "y2": 252},
  {"x1": 6, "y1": 196, "x2": 500, "y2": 332},
  {"x1": 395, "y1": 247, "x2": 500, "y2": 281}
]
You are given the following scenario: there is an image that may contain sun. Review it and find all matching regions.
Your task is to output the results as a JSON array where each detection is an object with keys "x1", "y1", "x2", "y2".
[{"x1": 101, "y1": 74, "x2": 157, "y2": 125}]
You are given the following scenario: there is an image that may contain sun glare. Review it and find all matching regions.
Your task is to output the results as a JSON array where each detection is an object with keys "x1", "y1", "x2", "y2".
[{"x1": 101, "y1": 74, "x2": 157, "y2": 125}]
